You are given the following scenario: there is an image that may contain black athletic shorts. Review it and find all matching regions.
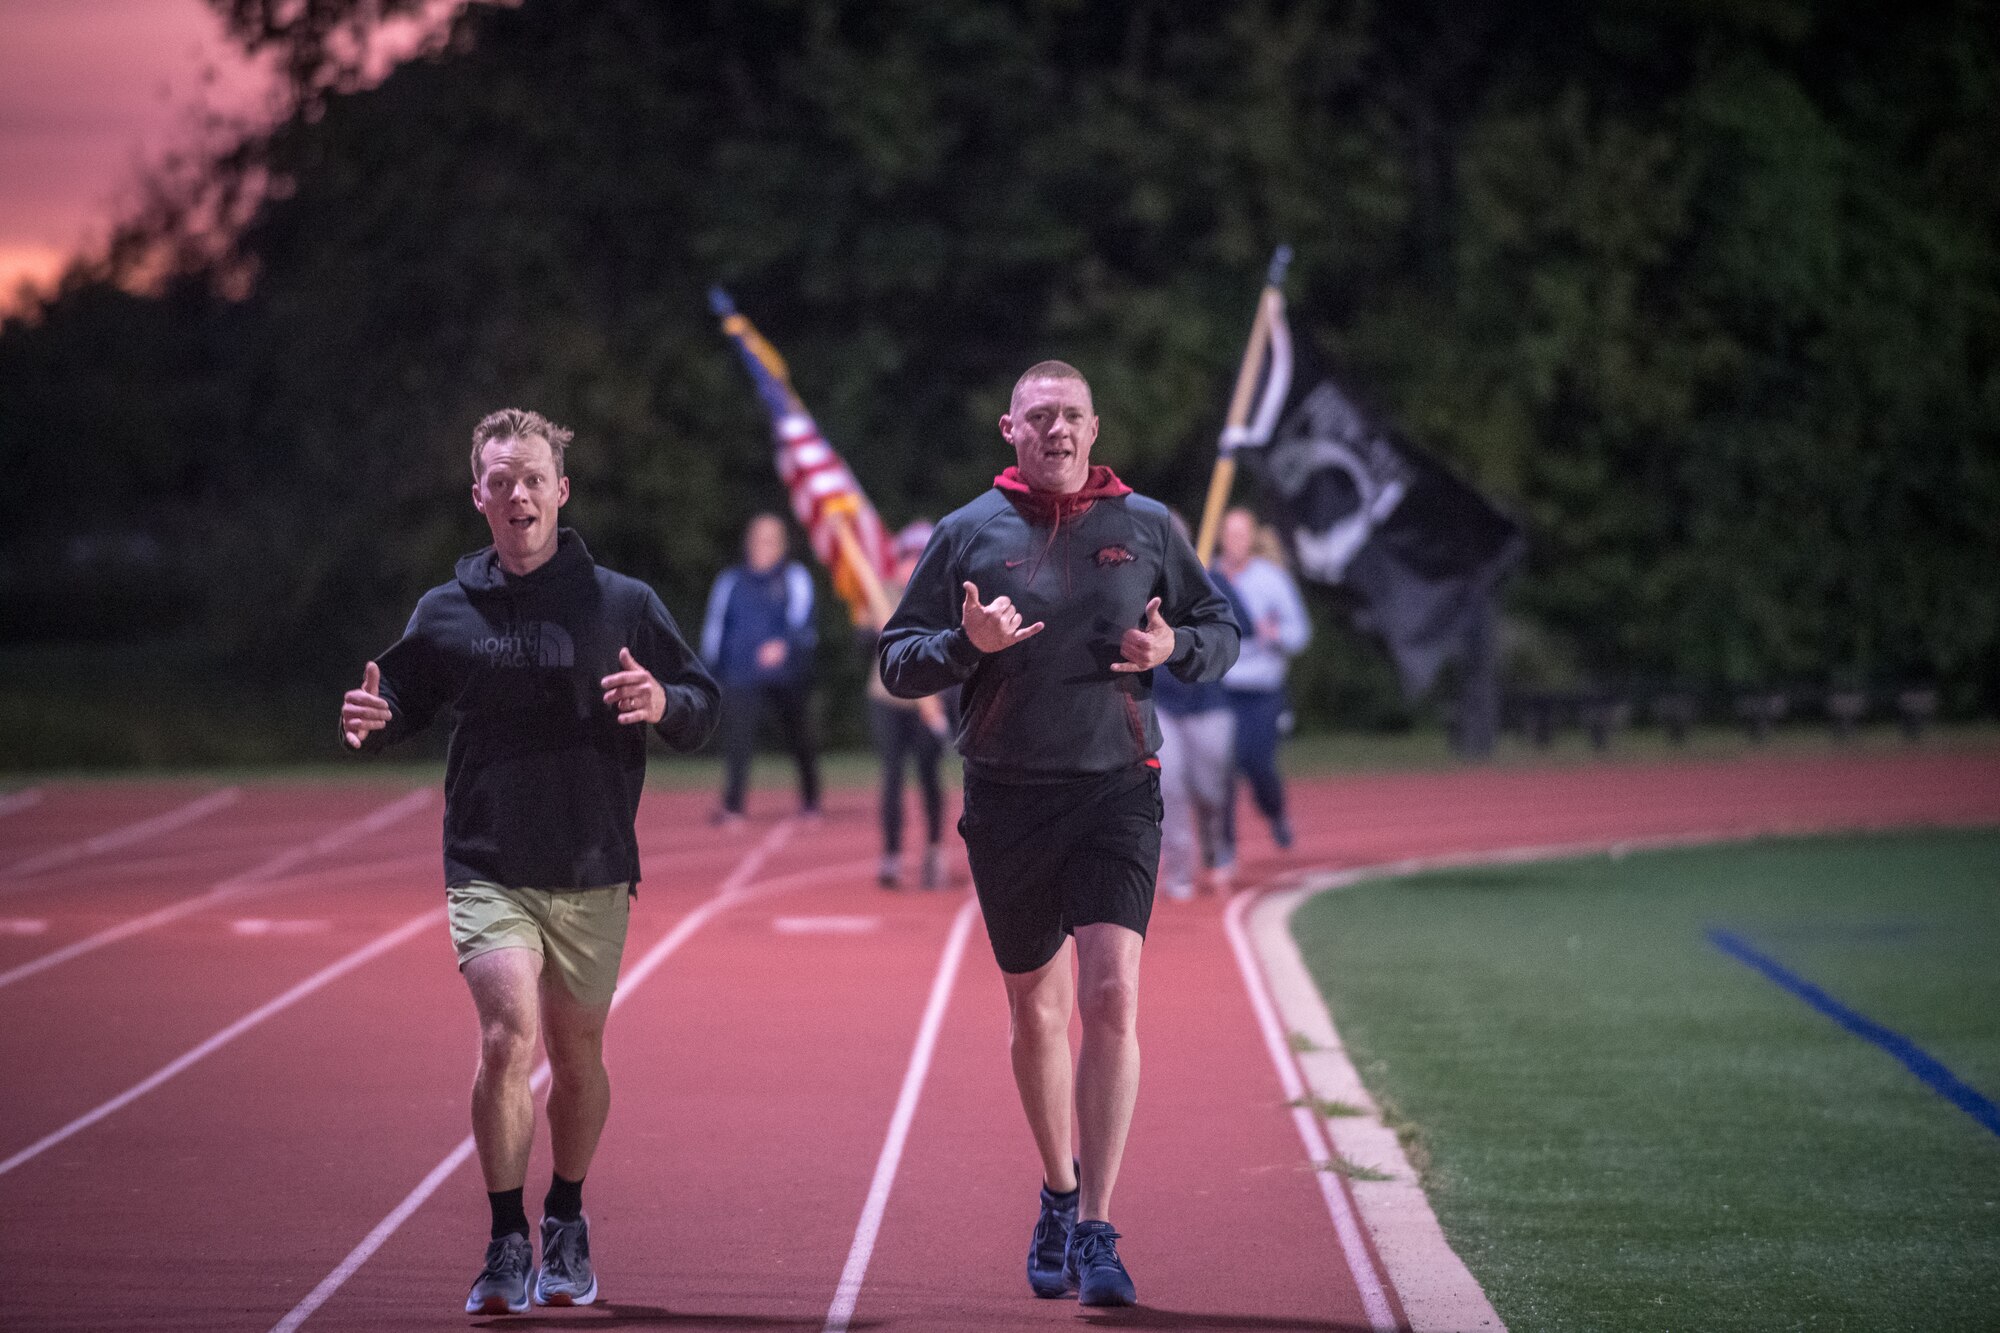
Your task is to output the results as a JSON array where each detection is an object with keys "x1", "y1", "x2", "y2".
[{"x1": 958, "y1": 762, "x2": 1163, "y2": 974}]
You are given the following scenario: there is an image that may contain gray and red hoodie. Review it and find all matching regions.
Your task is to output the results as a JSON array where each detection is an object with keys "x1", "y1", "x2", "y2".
[{"x1": 879, "y1": 465, "x2": 1239, "y2": 783}]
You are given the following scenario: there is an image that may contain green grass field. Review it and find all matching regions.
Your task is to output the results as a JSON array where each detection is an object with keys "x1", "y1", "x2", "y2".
[{"x1": 1292, "y1": 830, "x2": 2000, "y2": 1332}]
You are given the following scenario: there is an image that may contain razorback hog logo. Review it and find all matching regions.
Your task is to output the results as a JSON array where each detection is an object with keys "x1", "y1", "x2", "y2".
[{"x1": 1094, "y1": 545, "x2": 1137, "y2": 567}]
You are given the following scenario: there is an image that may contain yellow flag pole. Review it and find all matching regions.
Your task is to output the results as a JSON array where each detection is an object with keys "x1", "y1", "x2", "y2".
[
  {"x1": 832, "y1": 509, "x2": 949, "y2": 735},
  {"x1": 1195, "y1": 248, "x2": 1292, "y2": 564},
  {"x1": 829, "y1": 508, "x2": 894, "y2": 627}
]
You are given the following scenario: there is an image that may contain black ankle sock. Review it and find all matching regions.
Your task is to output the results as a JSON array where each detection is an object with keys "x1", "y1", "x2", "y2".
[
  {"x1": 544, "y1": 1173, "x2": 585, "y2": 1222},
  {"x1": 489, "y1": 1187, "x2": 529, "y2": 1240}
]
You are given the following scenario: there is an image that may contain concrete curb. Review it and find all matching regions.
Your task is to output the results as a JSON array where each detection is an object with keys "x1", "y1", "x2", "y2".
[{"x1": 1246, "y1": 878, "x2": 1504, "y2": 1333}]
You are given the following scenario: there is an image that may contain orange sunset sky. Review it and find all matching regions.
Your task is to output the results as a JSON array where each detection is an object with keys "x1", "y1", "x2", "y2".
[{"x1": 0, "y1": 0, "x2": 467, "y2": 308}]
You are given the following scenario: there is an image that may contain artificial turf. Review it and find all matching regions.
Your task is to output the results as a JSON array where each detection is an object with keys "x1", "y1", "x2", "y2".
[{"x1": 1291, "y1": 828, "x2": 2000, "y2": 1332}]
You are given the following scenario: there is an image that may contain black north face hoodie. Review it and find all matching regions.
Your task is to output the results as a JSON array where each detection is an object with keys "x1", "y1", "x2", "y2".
[{"x1": 358, "y1": 528, "x2": 719, "y2": 889}]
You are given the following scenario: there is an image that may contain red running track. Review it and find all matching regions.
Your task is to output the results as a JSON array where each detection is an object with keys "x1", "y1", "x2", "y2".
[{"x1": 0, "y1": 748, "x2": 1994, "y2": 1332}]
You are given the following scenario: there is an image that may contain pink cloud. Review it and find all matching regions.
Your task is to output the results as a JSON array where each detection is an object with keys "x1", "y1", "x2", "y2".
[
  {"x1": 0, "y1": 0, "x2": 274, "y2": 300},
  {"x1": 0, "y1": 0, "x2": 473, "y2": 308}
]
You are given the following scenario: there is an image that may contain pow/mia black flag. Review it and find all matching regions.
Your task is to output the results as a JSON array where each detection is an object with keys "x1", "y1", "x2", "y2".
[{"x1": 1252, "y1": 380, "x2": 1523, "y2": 702}]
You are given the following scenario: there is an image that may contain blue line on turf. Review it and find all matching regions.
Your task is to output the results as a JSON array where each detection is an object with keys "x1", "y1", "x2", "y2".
[{"x1": 1706, "y1": 928, "x2": 2000, "y2": 1140}]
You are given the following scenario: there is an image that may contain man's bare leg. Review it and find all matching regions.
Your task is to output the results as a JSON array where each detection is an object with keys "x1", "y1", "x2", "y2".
[
  {"x1": 1072, "y1": 922, "x2": 1143, "y2": 1222},
  {"x1": 1002, "y1": 938, "x2": 1079, "y2": 1193},
  {"x1": 464, "y1": 947, "x2": 544, "y2": 1191},
  {"x1": 540, "y1": 973, "x2": 613, "y2": 1183}
]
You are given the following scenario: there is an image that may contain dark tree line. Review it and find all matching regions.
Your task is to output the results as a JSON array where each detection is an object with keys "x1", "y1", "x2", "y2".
[{"x1": 2, "y1": 0, "x2": 1995, "y2": 755}]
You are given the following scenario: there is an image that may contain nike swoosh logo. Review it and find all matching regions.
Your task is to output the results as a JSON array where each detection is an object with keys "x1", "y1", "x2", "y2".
[{"x1": 1004, "y1": 558, "x2": 1025, "y2": 568}]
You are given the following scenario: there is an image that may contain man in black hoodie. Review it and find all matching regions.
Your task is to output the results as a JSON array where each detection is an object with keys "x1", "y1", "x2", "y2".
[
  {"x1": 880, "y1": 362, "x2": 1239, "y2": 1307},
  {"x1": 339, "y1": 408, "x2": 718, "y2": 1315}
]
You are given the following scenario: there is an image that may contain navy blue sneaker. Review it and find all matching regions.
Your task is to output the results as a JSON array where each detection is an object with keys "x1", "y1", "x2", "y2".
[
  {"x1": 1064, "y1": 1220, "x2": 1136, "y2": 1307},
  {"x1": 1026, "y1": 1180, "x2": 1078, "y2": 1297}
]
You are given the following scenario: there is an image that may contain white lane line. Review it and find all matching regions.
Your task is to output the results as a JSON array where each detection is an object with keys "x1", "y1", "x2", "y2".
[
  {"x1": 1223, "y1": 890, "x2": 1398, "y2": 1333},
  {"x1": 0, "y1": 787, "x2": 243, "y2": 885},
  {"x1": 1, "y1": 918, "x2": 49, "y2": 935},
  {"x1": 822, "y1": 896, "x2": 979, "y2": 1333},
  {"x1": 0, "y1": 908, "x2": 442, "y2": 1177},
  {"x1": 774, "y1": 915, "x2": 881, "y2": 934},
  {"x1": 232, "y1": 918, "x2": 331, "y2": 937},
  {"x1": 0, "y1": 788, "x2": 43, "y2": 817},
  {"x1": 0, "y1": 788, "x2": 432, "y2": 991},
  {"x1": 269, "y1": 818, "x2": 799, "y2": 1333}
]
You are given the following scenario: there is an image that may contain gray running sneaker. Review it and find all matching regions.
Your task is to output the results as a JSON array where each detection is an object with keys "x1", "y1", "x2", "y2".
[
  {"x1": 533, "y1": 1214, "x2": 599, "y2": 1307},
  {"x1": 464, "y1": 1232, "x2": 533, "y2": 1315}
]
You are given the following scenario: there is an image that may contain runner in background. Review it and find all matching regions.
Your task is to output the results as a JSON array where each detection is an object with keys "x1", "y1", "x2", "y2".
[
  {"x1": 1211, "y1": 507, "x2": 1310, "y2": 854},
  {"x1": 1153, "y1": 511, "x2": 1239, "y2": 898},
  {"x1": 864, "y1": 520, "x2": 952, "y2": 889},
  {"x1": 701, "y1": 513, "x2": 822, "y2": 824}
]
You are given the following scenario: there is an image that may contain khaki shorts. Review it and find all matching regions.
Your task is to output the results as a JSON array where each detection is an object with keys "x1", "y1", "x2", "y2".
[{"x1": 446, "y1": 881, "x2": 631, "y2": 1007}]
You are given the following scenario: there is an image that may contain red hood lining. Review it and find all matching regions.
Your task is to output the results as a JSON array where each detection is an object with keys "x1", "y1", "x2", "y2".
[{"x1": 993, "y1": 464, "x2": 1132, "y2": 519}]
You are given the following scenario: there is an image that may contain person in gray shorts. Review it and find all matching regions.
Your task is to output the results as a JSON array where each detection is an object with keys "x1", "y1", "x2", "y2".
[{"x1": 340, "y1": 408, "x2": 718, "y2": 1314}]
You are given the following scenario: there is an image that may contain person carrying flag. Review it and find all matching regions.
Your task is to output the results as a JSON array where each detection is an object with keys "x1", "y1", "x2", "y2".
[
  {"x1": 880, "y1": 360, "x2": 1238, "y2": 1307},
  {"x1": 862, "y1": 520, "x2": 952, "y2": 889}
]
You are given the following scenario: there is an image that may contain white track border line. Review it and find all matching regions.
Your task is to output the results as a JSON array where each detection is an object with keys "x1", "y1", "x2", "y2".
[
  {"x1": 0, "y1": 787, "x2": 44, "y2": 817},
  {"x1": 1224, "y1": 891, "x2": 1400, "y2": 1332},
  {"x1": 823, "y1": 895, "x2": 979, "y2": 1333},
  {"x1": 0, "y1": 907, "x2": 442, "y2": 1177},
  {"x1": 1231, "y1": 828, "x2": 1802, "y2": 1333},
  {"x1": 1, "y1": 787, "x2": 242, "y2": 885},
  {"x1": 0, "y1": 788, "x2": 431, "y2": 990},
  {"x1": 270, "y1": 817, "x2": 800, "y2": 1333}
]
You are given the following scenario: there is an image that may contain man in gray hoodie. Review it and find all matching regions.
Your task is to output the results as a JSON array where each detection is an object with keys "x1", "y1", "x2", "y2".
[{"x1": 880, "y1": 362, "x2": 1238, "y2": 1307}]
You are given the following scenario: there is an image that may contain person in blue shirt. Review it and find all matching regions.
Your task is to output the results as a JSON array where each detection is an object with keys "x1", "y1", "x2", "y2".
[{"x1": 701, "y1": 513, "x2": 822, "y2": 822}]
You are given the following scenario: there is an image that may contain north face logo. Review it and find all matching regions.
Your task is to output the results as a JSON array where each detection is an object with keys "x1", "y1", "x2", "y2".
[
  {"x1": 1094, "y1": 545, "x2": 1137, "y2": 567},
  {"x1": 471, "y1": 621, "x2": 576, "y2": 669}
]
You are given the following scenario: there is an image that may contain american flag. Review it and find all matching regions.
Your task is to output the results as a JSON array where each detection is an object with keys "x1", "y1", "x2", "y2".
[{"x1": 710, "y1": 288, "x2": 895, "y2": 624}]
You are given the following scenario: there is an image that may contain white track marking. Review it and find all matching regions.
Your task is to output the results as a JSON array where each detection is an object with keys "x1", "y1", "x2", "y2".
[
  {"x1": 1223, "y1": 891, "x2": 1399, "y2": 1332},
  {"x1": 0, "y1": 788, "x2": 431, "y2": 991},
  {"x1": 0, "y1": 788, "x2": 43, "y2": 817},
  {"x1": 774, "y1": 915, "x2": 881, "y2": 934},
  {"x1": 0, "y1": 918, "x2": 48, "y2": 934},
  {"x1": 822, "y1": 896, "x2": 979, "y2": 1333},
  {"x1": 231, "y1": 918, "x2": 331, "y2": 937},
  {"x1": 1, "y1": 787, "x2": 242, "y2": 884},
  {"x1": 0, "y1": 908, "x2": 441, "y2": 1177},
  {"x1": 269, "y1": 818, "x2": 799, "y2": 1333}
]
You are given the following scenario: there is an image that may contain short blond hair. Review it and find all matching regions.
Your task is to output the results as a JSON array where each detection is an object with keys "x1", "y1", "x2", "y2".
[
  {"x1": 1011, "y1": 359, "x2": 1091, "y2": 407},
  {"x1": 471, "y1": 408, "x2": 574, "y2": 480}
]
